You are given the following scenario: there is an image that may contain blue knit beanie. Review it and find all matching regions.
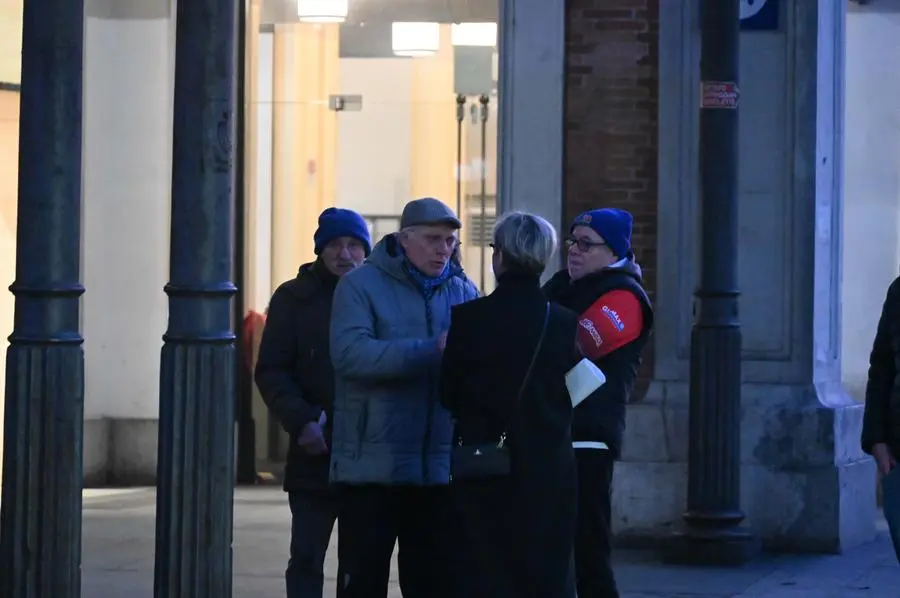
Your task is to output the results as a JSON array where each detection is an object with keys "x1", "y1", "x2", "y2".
[
  {"x1": 313, "y1": 207, "x2": 372, "y2": 256},
  {"x1": 570, "y1": 208, "x2": 633, "y2": 258}
]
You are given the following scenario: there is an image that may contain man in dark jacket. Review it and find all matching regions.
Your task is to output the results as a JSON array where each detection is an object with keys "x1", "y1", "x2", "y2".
[
  {"x1": 543, "y1": 208, "x2": 653, "y2": 598},
  {"x1": 255, "y1": 207, "x2": 371, "y2": 598},
  {"x1": 861, "y1": 276, "x2": 900, "y2": 562}
]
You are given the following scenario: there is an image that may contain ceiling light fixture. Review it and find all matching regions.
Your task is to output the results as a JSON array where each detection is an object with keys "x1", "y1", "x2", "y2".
[
  {"x1": 296, "y1": 0, "x2": 349, "y2": 24},
  {"x1": 391, "y1": 22, "x2": 440, "y2": 57}
]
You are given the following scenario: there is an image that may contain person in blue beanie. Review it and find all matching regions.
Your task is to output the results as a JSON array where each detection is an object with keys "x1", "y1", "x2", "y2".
[
  {"x1": 255, "y1": 206, "x2": 371, "y2": 598},
  {"x1": 543, "y1": 207, "x2": 654, "y2": 598}
]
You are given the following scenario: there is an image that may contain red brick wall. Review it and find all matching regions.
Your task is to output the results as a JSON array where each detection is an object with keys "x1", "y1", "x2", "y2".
[{"x1": 564, "y1": 0, "x2": 659, "y2": 396}]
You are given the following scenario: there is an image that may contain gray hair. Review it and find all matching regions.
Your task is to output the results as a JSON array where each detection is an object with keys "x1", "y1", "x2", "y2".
[{"x1": 492, "y1": 211, "x2": 558, "y2": 275}]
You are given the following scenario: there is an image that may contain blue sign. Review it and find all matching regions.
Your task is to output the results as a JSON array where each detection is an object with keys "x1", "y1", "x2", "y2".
[{"x1": 740, "y1": 0, "x2": 779, "y2": 31}]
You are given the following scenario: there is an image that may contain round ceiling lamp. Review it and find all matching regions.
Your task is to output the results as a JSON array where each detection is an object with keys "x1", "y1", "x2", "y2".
[
  {"x1": 391, "y1": 22, "x2": 441, "y2": 57},
  {"x1": 296, "y1": 0, "x2": 349, "y2": 24},
  {"x1": 451, "y1": 22, "x2": 497, "y2": 47}
]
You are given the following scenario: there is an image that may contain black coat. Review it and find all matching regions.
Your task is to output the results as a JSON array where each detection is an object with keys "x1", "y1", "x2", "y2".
[
  {"x1": 862, "y1": 275, "x2": 900, "y2": 458},
  {"x1": 440, "y1": 272, "x2": 579, "y2": 598},
  {"x1": 543, "y1": 260, "x2": 653, "y2": 457},
  {"x1": 254, "y1": 260, "x2": 338, "y2": 491}
]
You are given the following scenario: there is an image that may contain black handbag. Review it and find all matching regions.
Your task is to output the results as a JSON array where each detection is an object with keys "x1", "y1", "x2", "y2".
[{"x1": 450, "y1": 303, "x2": 551, "y2": 480}]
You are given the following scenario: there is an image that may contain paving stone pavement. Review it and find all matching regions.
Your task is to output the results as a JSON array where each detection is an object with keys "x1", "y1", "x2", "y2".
[{"x1": 81, "y1": 487, "x2": 900, "y2": 597}]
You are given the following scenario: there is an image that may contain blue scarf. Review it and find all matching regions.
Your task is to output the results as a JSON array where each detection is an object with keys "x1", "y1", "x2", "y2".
[
  {"x1": 396, "y1": 244, "x2": 458, "y2": 337},
  {"x1": 401, "y1": 254, "x2": 454, "y2": 300}
]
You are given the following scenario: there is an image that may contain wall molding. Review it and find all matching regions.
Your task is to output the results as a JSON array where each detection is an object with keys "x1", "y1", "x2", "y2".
[
  {"x1": 655, "y1": 0, "x2": 697, "y2": 382},
  {"x1": 654, "y1": 0, "x2": 847, "y2": 387}
]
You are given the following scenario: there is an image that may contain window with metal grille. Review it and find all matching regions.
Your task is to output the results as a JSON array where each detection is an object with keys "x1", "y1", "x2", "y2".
[{"x1": 466, "y1": 194, "x2": 497, "y2": 247}]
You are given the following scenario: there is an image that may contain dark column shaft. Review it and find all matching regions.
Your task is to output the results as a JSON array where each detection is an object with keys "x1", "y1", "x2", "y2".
[
  {"x1": 0, "y1": 1, "x2": 86, "y2": 597},
  {"x1": 676, "y1": 0, "x2": 759, "y2": 564},
  {"x1": 153, "y1": 0, "x2": 239, "y2": 596}
]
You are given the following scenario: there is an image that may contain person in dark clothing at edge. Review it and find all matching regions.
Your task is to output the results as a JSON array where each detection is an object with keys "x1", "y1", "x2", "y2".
[
  {"x1": 543, "y1": 208, "x2": 654, "y2": 598},
  {"x1": 254, "y1": 207, "x2": 371, "y2": 598},
  {"x1": 861, "y1": 275, "x2": 900, "y2": 563}
]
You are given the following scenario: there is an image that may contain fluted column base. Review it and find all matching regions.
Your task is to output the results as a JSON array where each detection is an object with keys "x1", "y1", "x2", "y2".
[
  {"x1": 662, "y1": 325, "x2": 760, "y2": 565},
  {"x1": 0, "y1": 344, "x2": 85, "y2": 597},
  {"x1": 154, "y1": 342, "x2": 235, "y2": 597}
]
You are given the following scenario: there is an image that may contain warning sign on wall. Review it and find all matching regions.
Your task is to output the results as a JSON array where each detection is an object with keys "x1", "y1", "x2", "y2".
[{"x1": 701, "y1": 81, "x2": 740, "y2": 109}]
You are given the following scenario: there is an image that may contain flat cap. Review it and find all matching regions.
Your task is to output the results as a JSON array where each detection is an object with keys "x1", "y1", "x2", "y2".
[{"x1": 400, "y1": 197, "x2": 462, "y2": 229}]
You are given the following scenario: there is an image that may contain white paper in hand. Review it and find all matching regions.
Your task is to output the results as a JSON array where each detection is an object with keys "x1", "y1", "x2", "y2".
[{"x1": 566, "y1": 358, "x2": 606, "y2": 407}]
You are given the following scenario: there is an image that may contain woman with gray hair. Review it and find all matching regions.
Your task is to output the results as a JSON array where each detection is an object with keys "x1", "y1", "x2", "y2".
[{"x1": 440, "y1": 211, "x2": 580, "y2": 597}]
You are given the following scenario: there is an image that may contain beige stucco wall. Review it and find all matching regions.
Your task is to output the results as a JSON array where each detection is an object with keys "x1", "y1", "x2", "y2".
[
  {"x1": 0, "y1": 89, "x2": 20, "y2": 479},
  {"x1": 0, "y1": 0, "x2": 20, "y2": 488},
  {"x1": 0, "y1": 0, "x2": 21, "y2": 85}
]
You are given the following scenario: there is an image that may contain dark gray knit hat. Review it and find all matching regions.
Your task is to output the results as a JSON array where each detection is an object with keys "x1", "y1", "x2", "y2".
[{"x1": 400, "y1": 197, "x2": 461, "y2": 229}]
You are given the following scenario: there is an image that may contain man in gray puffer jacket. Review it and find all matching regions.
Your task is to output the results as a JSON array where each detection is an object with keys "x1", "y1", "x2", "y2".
[{"x1": 330, "y1": 197, "x2": 479, "y2": 598}]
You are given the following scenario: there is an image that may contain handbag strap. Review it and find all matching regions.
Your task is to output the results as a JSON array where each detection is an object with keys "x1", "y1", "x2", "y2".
[{"x1": 498, "y1": 302, "x2": 551, "y2": 447}]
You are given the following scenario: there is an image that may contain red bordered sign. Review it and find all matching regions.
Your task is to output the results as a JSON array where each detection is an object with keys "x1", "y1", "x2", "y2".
[{"x1": 700, "y1": 81, "x2": 740, "y2": 109}]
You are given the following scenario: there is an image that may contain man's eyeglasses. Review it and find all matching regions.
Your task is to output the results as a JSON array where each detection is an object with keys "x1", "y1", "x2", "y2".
[{"x1": 565, "y1": 237, "x2": 607, "y2": 252}]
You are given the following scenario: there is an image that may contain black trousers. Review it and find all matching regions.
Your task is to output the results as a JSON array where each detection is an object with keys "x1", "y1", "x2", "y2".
[
  {"x1": 287, "y1": 488, "x2": 339, "y2": 598},
  {"x1": 336, "y1": 484, "x2": 457, "y2": 598},
  {"x1": 574, "y1": 449, "x2": 619, "y2": 598},
  {"x1": 453, "y1": 477, "x2": 577, "y2": 598}
]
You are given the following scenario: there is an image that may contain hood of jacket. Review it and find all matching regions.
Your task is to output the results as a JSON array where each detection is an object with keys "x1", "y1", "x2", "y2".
[{"x1": 285, "y1": 260, "x2": 339, "y2": 301}]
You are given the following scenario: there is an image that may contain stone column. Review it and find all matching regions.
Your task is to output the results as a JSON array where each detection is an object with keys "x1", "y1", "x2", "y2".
[
  {"x1": 619, "y1": 0, "x2": 875, "y2": 552},
  {"x1": 497, "y1": 0, "x2": 565, "y2": 252}
]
